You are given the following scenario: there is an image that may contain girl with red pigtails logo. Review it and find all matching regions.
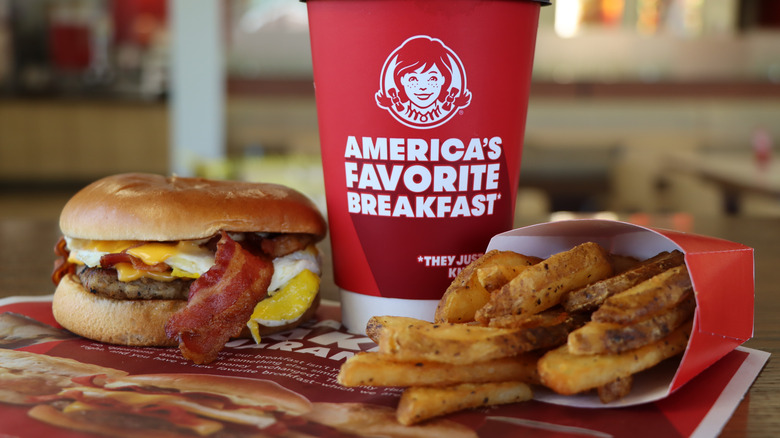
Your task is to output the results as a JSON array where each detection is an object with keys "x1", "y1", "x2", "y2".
[{"x1": 376, "y1": 35, "x2": 472, "y2": 129}]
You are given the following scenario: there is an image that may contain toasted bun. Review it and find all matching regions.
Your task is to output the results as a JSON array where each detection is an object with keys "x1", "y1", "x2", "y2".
[
  {"x1": 108, "y1": 374, "x2": 313, "y2": 414},
  {"x1": 53, "y1": 274, "x2": 321, "y2": 346},
  {"x1": 53, "y1": 274, "x2": 184, "y2": 347},
  {"x1": 60, "y1": 173, "x2": 327, "y2": 241}
]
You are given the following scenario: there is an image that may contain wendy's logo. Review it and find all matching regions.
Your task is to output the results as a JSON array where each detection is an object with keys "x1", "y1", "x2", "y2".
[{"x1": 376, "y1": 35, "x2": 472, "y2": 130}]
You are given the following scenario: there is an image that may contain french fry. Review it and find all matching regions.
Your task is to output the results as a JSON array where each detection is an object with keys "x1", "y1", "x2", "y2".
[
  {"x1": 378, "y1": 317, "x2": 570, "y2": 364},
  {"x1": 609, "y1": 254, "x2": 642, "y2": 274},
  {"x1": 591, "y1": 265, "x2": 692, "y2": 324},
  {"x1": 476, "y1": 242, "x2": 613, "y2": 322},
  {"x1": 435, "y1": 250, "x2": 541, "y2": 324},
  {"x1": 343, "y1": 241, "x2": 699, "y2": 421},
  {"x1": 562, "y1": 250, "x2": 685, "y2": 313},
  {"x1": 488, "y1": 307, "x2": 583, "y2": 329},
  {"x1": 488, "y1": 308, "x2": 589, "y2": 353},
  {"x1": 488, "y1": 308, "x2": 563, "y2": 328},
  {"x1": 568, "y1": 294, "x2": 696, "y2": 355},
  {"x1": 365, "y1": 315, "x2": 428, "y2": 344},
  {"x1": 396, "y1": 381, "x2": 533, "y2": 426},
  {"x1": 338, "y1": 352, "x2": 540, "y2": 387},
  {"x1": 597, "y1": 375, "x2": 633, "y2": 403},
  {"x1": 477, "y1": 262, "x2": 535, "y2": 293},
  {"x1": 538, "y1": 319, "x2": 692, "y2": 396}
]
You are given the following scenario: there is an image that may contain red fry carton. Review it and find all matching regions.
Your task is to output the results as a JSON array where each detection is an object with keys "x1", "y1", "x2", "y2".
[{"x1": 485, "y1": 219, "x2": 754, "y2": 407}]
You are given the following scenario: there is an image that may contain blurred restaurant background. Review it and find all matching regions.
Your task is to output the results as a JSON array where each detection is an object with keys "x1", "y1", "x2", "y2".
[{"x1": 1, "y1": 0, "x2": 779, "y2": 222}]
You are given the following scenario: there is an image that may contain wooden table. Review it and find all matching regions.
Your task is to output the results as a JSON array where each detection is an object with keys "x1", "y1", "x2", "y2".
[
  {"x1": 665, "y1": 150, "x2": 780, "y2": 215},
  {"x1": 1, "y1": 214, "x2": 777, "y2": 437}
]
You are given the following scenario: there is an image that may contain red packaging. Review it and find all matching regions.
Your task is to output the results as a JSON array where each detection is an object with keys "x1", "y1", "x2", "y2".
[
  {"x1": 487, "y1": 219, "x2": 755, "y2": 406},
  {"x1": 305, "y1": 0, "x2": 548, "y2": 332}
]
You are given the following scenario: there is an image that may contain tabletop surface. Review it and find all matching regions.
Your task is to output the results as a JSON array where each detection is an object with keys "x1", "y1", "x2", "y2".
[
  {"x1": 666, "y1": 150, "x2": 780, "y2": 199},
  {"x1": 0, "y1": 213, "x2": 777, "y2": 438}
]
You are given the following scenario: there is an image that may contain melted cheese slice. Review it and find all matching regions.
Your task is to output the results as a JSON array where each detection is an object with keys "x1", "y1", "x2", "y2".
[{"x1": 65, "y1": 237, "x2": 214, "y2": 280}]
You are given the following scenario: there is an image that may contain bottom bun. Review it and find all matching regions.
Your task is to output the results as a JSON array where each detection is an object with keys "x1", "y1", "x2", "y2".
[
  {"x1": 53, "y1": 274, "x2": 321, "y2": 348},
  {"x1": 53, "y1": 274, "x2": 185, "y2": 347}
]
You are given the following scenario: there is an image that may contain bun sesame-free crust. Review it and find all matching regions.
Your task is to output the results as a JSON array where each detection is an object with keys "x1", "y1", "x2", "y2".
[
  {"x1": 59, "y1": 173, "x2": 327, "y2": 241},
  {"x1": 53, "y1": 274, "x2": 322, "y2": 347},
  {"x1": 53, "y1": 273, "x2": 322, "y2": 347},
  {"x1": 53, "y1": 274, "x2": 184, "y2": 347},
  {"x1": 54, "y1": 173, "x2": 326, "y2": 349}
]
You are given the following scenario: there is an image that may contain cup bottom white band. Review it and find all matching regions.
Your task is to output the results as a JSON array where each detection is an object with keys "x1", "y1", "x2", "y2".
[{"x1": 339, "y1": 289, "x2": 439, "y2": 334}]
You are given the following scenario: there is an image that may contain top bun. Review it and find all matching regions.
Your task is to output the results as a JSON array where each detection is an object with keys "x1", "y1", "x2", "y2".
[{"x1": 60, "y1": 173, "x2": 327, "y2": 241}]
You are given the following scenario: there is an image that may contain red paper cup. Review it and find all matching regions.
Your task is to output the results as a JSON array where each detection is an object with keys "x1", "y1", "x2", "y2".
[{"x1": 305, "y1": 0, "x2": 548, "y2": 332}]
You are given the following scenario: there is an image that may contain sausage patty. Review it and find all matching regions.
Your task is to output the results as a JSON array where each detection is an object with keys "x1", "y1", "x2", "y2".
[{"x1": 77, "y1": 266, "x2": 191, "y2": 301}]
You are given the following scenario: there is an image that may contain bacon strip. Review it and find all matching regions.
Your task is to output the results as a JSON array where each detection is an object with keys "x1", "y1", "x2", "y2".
[
  {"x1": 165, "y1": 232, "x2": 273, "y2": 364},
  {"x1": 52, "y1": 236, "x2": 75, "y2": 285},
  {"x1": 100, "y1": 252, "x2": 169, "y2": 273}
]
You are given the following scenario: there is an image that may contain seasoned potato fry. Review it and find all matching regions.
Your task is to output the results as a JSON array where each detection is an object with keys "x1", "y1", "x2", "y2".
[
  {"x1": 538, "y1": 319, "x2": 692, "y2": 396},
  {"x1": 562, "y1": 250, "x2": 685, "y2": 313},
  {"x1": 488, "y1": 306, "x2": 579, "y2": 329},
  {"x1": 609, "y1": 254, "x2": 642, "y2": 274},
  {"x1": 478, "y1": 263, "x2": 529, "y2": 293},
  {"x1": 488, "y1": 308, "x2": 589, "y2": 352},
  {"x1": 476, "y1": 242, "x2": 613, "y2": 322},
  {"x1": 338, "y1": 352, "x2": 540, "y2": 387},
  {"x1": 435, "y1": 250, "x2": 541, "y2": 324},
  {"x1": 378, "y1": 317, "x2": 551, "y2": 364},
  {"x1": 397, "y1": 381, "x2": 533, "y2": 426},
  {"x1": 568, "y1": 294, "x2": 696, "y2": 355},
  {"x1": 597, "y1": 375, "x2": 633, "y2": 403},
  {"x1": 592, "y1": 264, "x2": 692, "y2": 324},
  {"x1": 342, "y1": 241, "x2": 698, "y2": 419},
  {"x1": 366, "y1": 315, "x2": 427, "y2": 344},
  {"x1": 488, "y1": 307, "x2": 566, "y2": 328}
]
